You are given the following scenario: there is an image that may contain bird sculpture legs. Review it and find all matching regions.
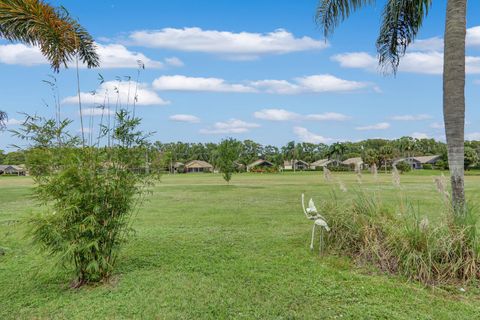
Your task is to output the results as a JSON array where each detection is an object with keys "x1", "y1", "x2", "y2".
[
  {"x1": 310, "y1": 224, "x2": 316, "y2": 250},
  {"x1": 310, "y1": 222, "x2": 325, "y2": 255},
  {"x1": 319, "y1": 228, "x2": 324, "y2": 256}
]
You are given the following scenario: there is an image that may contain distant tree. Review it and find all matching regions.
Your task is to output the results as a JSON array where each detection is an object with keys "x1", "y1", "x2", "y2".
[
  {"x1": 464, "y1": 147, "x2": 478, "y2": 170},
  {"x1": 327, "y1": 142, "x2": 346, "y2": 162},
  {"x1": 4, "y1": 151, "x2": 25, "y2": 164},
  {"x1": 378, "y1": 146, "x2": 395, "y2": 172},
  {"x1": 217, "y1": 138, "x2": 242, "y2": 183},
  {"x1": 0, "y1": 149, "x2": 5, "y2": 164},
  {"x1": 363, "y1": 149, "x2": 379, "y2": 167}
]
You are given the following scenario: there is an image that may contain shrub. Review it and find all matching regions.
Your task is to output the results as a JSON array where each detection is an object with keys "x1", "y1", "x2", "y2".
[
  {"x1": 217, "y1": 138, "x2": 242, "y2": 183},
  {"x1": 422, "y1": 163, "x2": 433, "y2": 170},
  {"x1": 395, "y1": 161, "x2": 411, "y2": 173},
  {"x1": 16, "y1": 111, "x2": 156, "y2": 287},
  {"x1": 321, "y1": 191, "x2": 480, "y2": 285}
]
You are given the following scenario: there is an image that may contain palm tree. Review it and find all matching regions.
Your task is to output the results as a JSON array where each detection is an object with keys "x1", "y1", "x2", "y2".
[
  {"x1": 0, "y1": 0, "x2": 99, "y2": 124},
  {"x1": 316, "y1": 0, "x2": 467, "y2": 211}
]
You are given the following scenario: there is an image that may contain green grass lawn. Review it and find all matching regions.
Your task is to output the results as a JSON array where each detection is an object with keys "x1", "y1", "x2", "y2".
[{"x1": 1, "y1": 172, "x2": 480, "y2": 319}]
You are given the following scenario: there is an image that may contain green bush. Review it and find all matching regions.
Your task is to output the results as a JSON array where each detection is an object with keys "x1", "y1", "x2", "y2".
[
  {"x1": 422, "y1": 163, "x2": 433, "y2": 170},
  {"x1": 17, "y1": 111, "x2": 156, "y2": 286},
  {"x1": 395, "y1": 161, "x2": 412, "y2": 173}
]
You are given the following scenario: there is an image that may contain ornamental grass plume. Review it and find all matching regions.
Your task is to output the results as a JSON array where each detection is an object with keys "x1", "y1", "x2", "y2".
[
  {"x1": 323, "y1": 167, "x2": 332, "y2": 182},
  {"x1": 338, "y1": 180, "x2": 347, "y2": 193},
  {"x1": 434, "y1": 173, "x2": 450, "y2": 202},
  {"x1": 392, "y1": 165, "x2": 401, "y2": 187},
  {"x1": 355, "y1": 163, "x2": 362, "y2": 184},
  {"x1": 371, "y1": 163, "x2": 378, "y2": 180}
]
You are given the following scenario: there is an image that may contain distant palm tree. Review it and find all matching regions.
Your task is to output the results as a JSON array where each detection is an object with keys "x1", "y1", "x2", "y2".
[
  {"x1": 316, "y1": 0, "x2": 467, "y2": 212},
  {"x1": 0, "y1": 0, "x2": 99, "y2": 125}
]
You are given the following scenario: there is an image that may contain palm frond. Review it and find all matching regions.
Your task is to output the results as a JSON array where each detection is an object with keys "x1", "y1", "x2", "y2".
[
  {"x1": 376, "y1": 0, "x2": 432, "y2": 74},
  {"x1": 0, "y1": 0, "x2": 99, "y2": 72},
  {"x1": 0, "y1": 110, "x2": 6, "y2": 130},
  {"x1": 315, "y1": 0, "x2": 375, "y2": 37}
]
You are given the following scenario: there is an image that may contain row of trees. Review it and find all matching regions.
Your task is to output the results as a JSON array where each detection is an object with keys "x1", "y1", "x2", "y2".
[{"x1": 5, "y1": 137, "x2": 480, "y2": 174}]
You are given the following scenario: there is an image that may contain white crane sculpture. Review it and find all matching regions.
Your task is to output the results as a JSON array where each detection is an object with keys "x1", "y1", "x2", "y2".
[{"x1": 301, "y1": 194, "x2": 330, "y2": 255}]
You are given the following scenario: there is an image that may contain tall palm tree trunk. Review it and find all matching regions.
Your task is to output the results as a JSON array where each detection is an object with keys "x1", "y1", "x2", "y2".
[{"x1": 443, "y1": 0, "x2": 467, "y2": 212}]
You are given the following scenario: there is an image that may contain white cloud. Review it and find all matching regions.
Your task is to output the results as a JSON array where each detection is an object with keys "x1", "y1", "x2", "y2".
[
  {"x1": 152, "y1": 75, "x2": 255, "y2": 93},
  {"x1": 253, "y1": 109, "x2": 350, "y2": 122},
  {"x1": 252, "y1": 74, "x2": 370, "y2": 94},
  {"x1": 169, "y1": 114, "x2": 200, "y2": 123},
  {"x1": 200, "y1": 119, "x2": 260, "y2": 134},
  {"x1": 355, "y1": 122, "x2": 390, "y2": 131},
  {"x1": 305, "y1": 112, "x2": 350, "y2": 121},
  {"x1": 411, "y1": 132, "x2": 430, "y2": 139},
  {"x1": 295, "y1": 75, "x2": 369, "y2": 93},
  {"x1": 293, "y1": 126, "x2": 334, "y2": 144},
  {"x1": 331, "y1": 52, "x2": 377, "y2": 70},
  {"x1": 5, "y1": 118, "x2": 23, "y2": 126},
  {"x1": 0, "y1": 44, "x2": 45, "y2": 66},
  {"x1": 332, "y1": 51, "x2": 480, "y2": 75},
  {"x1": 466, "y1": 132, "x2": 480, "y2": 140},
  {"x1": 253, "y1": 109, "x2": 299, "y2": 121},
  {"x1": 81, "y1": 108, "x2": 115, "y2": 116},
  {"x1": 390, "y1": 114, "x2": 432, "y2": 121},
  {"x1": 468, "y1": 26, "x2": 480, "y2": 47},
  {"x1": 250, "y1": 80, "x2": 299, "y2": 94},
  {"x1": 165, "y1": 57, "x2": 184, "y2": 67},
  {"x1": 95, "y1": 43, "x2": 165, "y2": 69},
  {"x1": 0, "y1": 43, "x2": 179, "y2": 69},
  {"x1": 430, "y1": 122, "x2": 444, "y2": 129},
  {"x1": 410, "y1": 37, "x2": 444, "y2": 51},
  {"x1": 129, "y1": 27, "x2": 327, "y2": 59},
  {"x1": 62, "y1": 81, "x2": 170, "y2": 106},
  {"x1": 153, "y1": 74, "x2": 371, "y2": 94}
]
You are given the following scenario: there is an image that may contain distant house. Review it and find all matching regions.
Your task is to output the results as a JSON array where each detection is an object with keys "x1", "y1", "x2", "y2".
[
  {"x1": 246, "y1": 159, "x2": 274, "y2": 172},
  {"x1": 342, "y1": 157, "x2": 364, "y2": 170},
  {"x1": 393, "y1": 155, "x2": 441, "y2": 169},
  {"x1": 233, "y1": 161, "x2": 246, "y2": 172},
  {"x1": 172, "y1": 162, "x2": 184, "y2": 173},
  {"x1": 283, "y1": 160, "x2": 309, "y2": 171},
  {"x1": 309, "y1": 159, "x2": 342, "y2": 169},
  {"x1": 184, "y1": 160, "x2": 213, "y2": 173},
  {"x1": 0, "y1": 165, "x2": 26, "y2": 176}
]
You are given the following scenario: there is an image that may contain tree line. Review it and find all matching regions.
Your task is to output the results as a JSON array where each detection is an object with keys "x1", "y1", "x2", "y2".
[{"x1": 5, "y1": 136, "x2": 480, "y2": 172}]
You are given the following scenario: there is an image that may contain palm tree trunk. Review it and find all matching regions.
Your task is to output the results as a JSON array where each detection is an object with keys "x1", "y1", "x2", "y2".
[{"x1": 443, "y1": 0, "x2": 467, "y2": 213}]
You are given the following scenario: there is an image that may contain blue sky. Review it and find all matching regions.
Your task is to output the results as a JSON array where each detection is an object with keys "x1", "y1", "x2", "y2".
[{"x1": 1, "y1": 0, "x2": 480, "y2": 150}]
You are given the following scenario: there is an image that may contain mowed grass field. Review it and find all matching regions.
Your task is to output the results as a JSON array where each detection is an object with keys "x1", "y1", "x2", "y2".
[{"x1": 2, "y1": 171, "x2": 480, "y2": 319}]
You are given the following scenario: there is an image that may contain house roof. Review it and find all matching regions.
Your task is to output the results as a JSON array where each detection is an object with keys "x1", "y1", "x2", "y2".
[
  {"x1": 0, "y1": 165, "x2": 25, "y2": 171},
  {"x1": 310, "y1": 159, "x2": 330, "y2": 166},
  {"x1": 184, "y1": 160, "x2": 213, "y2": 169},
  {"x1": 342, "y1": 157, "x2": 363, "y2": 165},
  {"x1": 173, "y1": 162, "x2": 184, "y2": 168},
  {"x1": 247, "y1": 159, "x2": 273, "y2": 169},
  {"x1": 284, "y1": 159, "x2": 309, "y2": 166},
  {"x1": 411, "y1": 155, "x2": 441, "y2": 164}
]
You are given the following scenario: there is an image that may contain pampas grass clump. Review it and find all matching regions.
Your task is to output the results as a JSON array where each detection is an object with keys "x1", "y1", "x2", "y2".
[{"x1": 321, "y1": 191, "x2": 480, "y2": 286}]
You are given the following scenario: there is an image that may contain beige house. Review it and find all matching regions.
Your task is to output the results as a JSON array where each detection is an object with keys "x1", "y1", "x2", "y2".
[
  {"x1": 283, "y1": 160, "x2": 309, "y2": 171},
  {"x1": 184, "y1": 160, "x2": 213, "y2": 173},
  {"x1": 393, "y1": 155, "x2": 441, "y2": 169},
  {"x1": 342, "y1": 157, "x2": 364, "y2": 170},
  {"x1": 309, "y1": 159, "x2": 341, "y2": 169},
  {"x1": 246, "y1": 159, "x2": 274, "y2": 172},
  {"x1": 0, "y1": 165, "x2": 26, "y2": 176}
]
